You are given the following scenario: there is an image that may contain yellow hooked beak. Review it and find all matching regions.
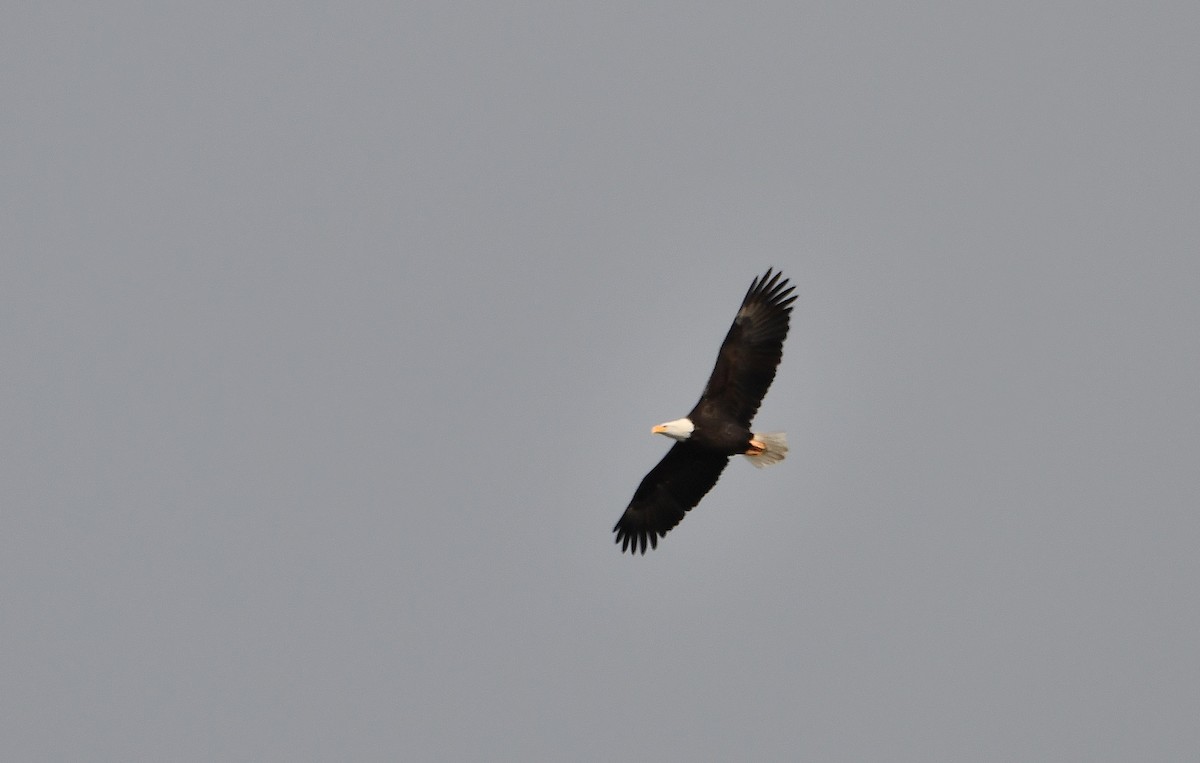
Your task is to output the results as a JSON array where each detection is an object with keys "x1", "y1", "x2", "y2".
[{"x1": 651, "y1": 424, "x2": 667, "y2": 434}]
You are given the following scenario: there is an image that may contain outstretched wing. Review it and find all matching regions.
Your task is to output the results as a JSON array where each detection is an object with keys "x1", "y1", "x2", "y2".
[
  {"x1": 693, "y1": 268, "x2": 796, "y2": 428},
  {"x1": 613, "y1": 444, "x2": 729, "y2": 554}
]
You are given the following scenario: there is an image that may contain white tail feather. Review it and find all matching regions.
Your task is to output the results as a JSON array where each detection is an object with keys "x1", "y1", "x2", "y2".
[{"x1": 745, "y1": 431, "x2": 787, "y2": 468}]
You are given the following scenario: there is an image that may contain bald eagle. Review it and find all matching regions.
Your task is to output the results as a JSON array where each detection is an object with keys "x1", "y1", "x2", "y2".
[{"x1": 613, "y1": 268, "x2": 797, "y2": 554}]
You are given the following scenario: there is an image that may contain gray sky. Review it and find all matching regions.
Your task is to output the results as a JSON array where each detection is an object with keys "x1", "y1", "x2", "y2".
[{"x1": 4, "y1": 2, "x2": 1199, "y2": 760}]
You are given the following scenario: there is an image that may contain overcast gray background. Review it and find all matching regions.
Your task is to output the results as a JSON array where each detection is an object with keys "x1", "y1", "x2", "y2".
[{"x1": 5, "y1": 2, "x2": 1199, "y2": 760}]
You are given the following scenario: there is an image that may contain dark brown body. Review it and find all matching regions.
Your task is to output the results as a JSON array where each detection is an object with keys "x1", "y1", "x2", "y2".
[{"x1": 686, "y1": 400, "x2": 755, "y2": 455}]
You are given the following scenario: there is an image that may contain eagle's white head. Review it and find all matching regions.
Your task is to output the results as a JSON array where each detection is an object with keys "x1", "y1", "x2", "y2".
[{"x1": 651, "y1": 417, "x2": 695, "y2": 441}]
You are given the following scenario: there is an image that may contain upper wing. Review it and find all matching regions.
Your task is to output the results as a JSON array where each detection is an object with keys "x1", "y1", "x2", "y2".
[
  {"x1": 613, "y1": 443, "x2": 729, "y2": 554},
  {"x1": 693, "y1": 268, "x2": 797, "y2": 427}
]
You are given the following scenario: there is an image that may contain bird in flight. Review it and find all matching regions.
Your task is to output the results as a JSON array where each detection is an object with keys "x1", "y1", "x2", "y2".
[{"x1": 614, "y1": 268, "x2": 797, "y2": 554}]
